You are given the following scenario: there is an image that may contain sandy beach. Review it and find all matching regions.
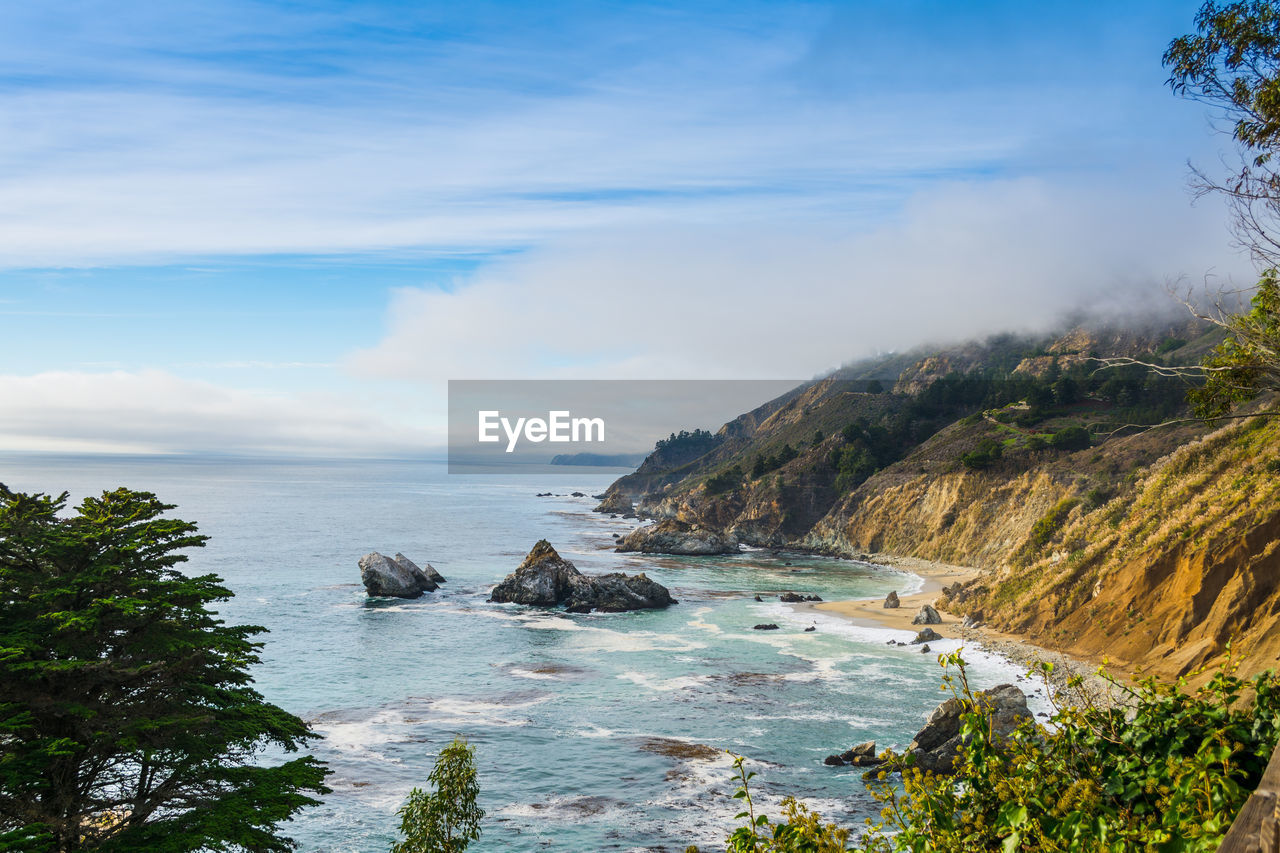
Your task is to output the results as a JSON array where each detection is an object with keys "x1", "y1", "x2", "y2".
[
  {"x1": 800, "y1": 552, "x2": 980, "y2": 633},
  {"x1": 794, "y1": 552, "x2": 1121, "y2": 702}
]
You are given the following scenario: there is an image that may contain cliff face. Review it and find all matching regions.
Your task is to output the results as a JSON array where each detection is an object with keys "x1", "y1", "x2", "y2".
[
  {"x1": 598, "y1": 321, "x2": 1280, "y2": 677},
  {"x1": 952, "y1": 413, "x2": 1280, "y2": 679}
]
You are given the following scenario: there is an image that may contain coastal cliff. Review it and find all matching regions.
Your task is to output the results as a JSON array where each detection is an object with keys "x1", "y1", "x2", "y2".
[{"x1": 599, "y1": 321, "x2": 1280, "y2": 678}]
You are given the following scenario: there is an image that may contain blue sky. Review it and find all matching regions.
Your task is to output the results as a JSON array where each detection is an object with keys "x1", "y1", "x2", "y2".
[{"x1": 0, "y1": 0, "x2": 1256, "y2": 455}]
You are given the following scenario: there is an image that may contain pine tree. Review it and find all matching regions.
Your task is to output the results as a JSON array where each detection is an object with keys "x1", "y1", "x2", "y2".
[{"x1": 0, "y1": 486, "x2": 329, "y2": 852}]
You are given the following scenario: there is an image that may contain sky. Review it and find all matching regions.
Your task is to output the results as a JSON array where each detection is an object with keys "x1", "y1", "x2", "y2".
[{"x1": 0, "y1": 0, "x2": 1259, "y2": 456}]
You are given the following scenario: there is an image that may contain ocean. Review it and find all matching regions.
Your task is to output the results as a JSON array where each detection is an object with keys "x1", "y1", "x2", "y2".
[{"x1": 0, "y1": 455, "x2": 1045, "y2": 851}]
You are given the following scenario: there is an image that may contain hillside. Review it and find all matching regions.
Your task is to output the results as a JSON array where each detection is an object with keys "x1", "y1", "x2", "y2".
[{"x1": 596, "y1": 319, "x2": 1280, "y2": 678}]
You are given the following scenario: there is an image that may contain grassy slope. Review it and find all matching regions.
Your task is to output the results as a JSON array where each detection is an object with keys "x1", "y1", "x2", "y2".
[{"x1": 959, "y1": 408, "x2": 1280, "y2": 679}]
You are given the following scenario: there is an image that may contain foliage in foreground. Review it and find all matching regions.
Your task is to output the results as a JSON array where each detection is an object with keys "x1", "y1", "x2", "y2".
[
  {"x1": 391, "y1": 738, "x2": 484, "y2": 853},
  {"x1": 0, "y1": 486, "x2": 329, "y2": 853},
  {"x1": 693, "y1": 652, "x2": 1280, "y2": 853}
]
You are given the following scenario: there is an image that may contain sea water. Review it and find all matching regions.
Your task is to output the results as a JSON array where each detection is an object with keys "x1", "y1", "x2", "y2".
[{"x1": 0, "y1": 455, "x2": 1047, "y2": 852}]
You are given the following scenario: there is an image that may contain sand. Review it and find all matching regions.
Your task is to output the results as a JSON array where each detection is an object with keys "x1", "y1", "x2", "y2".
[{"x1": 794, "y1": 552, "x2": 1122, "y2": 704}]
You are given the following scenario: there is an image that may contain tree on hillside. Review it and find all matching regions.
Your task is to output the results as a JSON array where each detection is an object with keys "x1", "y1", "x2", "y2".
[
  {"x1": 0, "y1": 486, "x2": 329, "y2": 852},
  {"x1": 1087, "y1": 1, "x2": 1280, "y2": 421},
  {"x1": 391, "y1": 738, "x2": 484, "y2": 853},
  {"x1": 1166, "y1": 0, "x2": 1280, "y2": 264}
]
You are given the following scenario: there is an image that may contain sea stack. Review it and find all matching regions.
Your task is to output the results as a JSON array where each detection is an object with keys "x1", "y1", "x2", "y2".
[
  {"x1": 489, "y1": 540, "x2": 676, "y2": 613},
  {"x1": 359, "y1": 551, "x2": 441, "y2": 598}
]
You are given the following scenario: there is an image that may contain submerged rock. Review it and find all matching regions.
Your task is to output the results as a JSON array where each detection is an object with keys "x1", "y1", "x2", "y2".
[
  {"x1": 489, "y1": 540, "x2": 675, "y2": 613},
  {"x1": 360, "y1": 551, "x2": 438, "y2": 598},
  {"x1": 912, "y1": 604, "x2": 942, "y2": 625},
  {"x1": 884, "y1": 590, "x2": 900, "y2": 609},
  {"x1": 616, "y1": 519, "x2": 738, "y2": 555},
  {"x1": 753, "y1": 623, "x2": 780, "y2": 631}
]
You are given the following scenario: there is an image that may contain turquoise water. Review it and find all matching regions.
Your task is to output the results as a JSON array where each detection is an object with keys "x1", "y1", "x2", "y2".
[{"x1": 0, "y1": 455, "x2": 1044, "y2": 852}]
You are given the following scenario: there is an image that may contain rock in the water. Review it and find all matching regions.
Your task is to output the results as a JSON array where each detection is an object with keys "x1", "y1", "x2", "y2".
[
  {"x1": 839, "y1": 741, "x2": 882, "y2": 767},
  {"x1": 753, "y1": 623, "x2": 780, "y2": 631},
  {"x1": 593, "y1": 491, "x2": 634, "y2": 514},
  {"x1": 571, "y1": 491, "x2": 586, "y2": 497},
  {"x1": 804, "y1": 626, "x2": 816, "y2": 632},
  {"x1": 823, "y1": 754, "x2": 845, "y2": 766},
  {"x1": 883, "y1": 590, "x2": 900, "y2": 609},
  {"x1": 489, "y1": 540, "x2": 583, "y2": 606},
  {"x1": 563, "y1": 571, "x2": 675, "y2": 613},
  {"x1": 912, "y1": 604, "x2": 942, "y2": 625},
  {"x1": 804, "y1": 594, "x2": 823, "y2": 602},
  {"x1": 360, "y1": 551, "x2": 438, "y2": 598},
  {"x1": 489, "y1": 540, "x2": 674, "y2": 613},
  {"x1": 920, "y1": 644, "x2": 931, "y2": 653},
  {"x1": 393, "y1": 552, "x2": 445, "y2": 585},
  {"x1": 753, "y1": 595, "x2": 763, "y2": 602},
  {"x1": 905, "y1": 684, "x2": 1031, "y2": 774},
  {"x1": 912, "y1": 627, "x2": 942, "y2": 644},
  {"x1": 779, "y1": 592, "x2": 804, "y2": 603},
  {"x1": 615, "y1": 518, "x2": 738, "y2": 555}
]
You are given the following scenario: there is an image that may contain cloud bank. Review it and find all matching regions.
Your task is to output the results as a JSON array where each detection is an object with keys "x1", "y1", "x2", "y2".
[
  {"x1": 350, "y1": 177, "x2": 1253, "y2": 383},
  {"x1": 0, "y1": 370, "x2": 431, "y2": 456}
]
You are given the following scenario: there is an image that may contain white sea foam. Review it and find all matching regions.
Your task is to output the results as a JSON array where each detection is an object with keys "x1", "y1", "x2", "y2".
[
  {"x1": 686, "y1": 606, "x2": 724, "y2": 634},
  {"x1": 616, "y1": 670, "x2": 710, "y2": 692}
]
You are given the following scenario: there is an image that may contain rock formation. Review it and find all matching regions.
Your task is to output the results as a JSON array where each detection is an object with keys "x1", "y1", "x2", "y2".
[
  {"x1": 824, "y1": 740, "x2": 882, "y2": 767},
  {"x1": 912, "y1": 627, "x2": 941, "y2": 644},
  {"x1": 883, "y1": 590, "x2": 900, "y2": 608},
  {"x1": 912, "y1": 604, "x2": 942, "y2": 625},
  {"x1": 903, "y1": 684, "x2": 1031, "y2": 774},
  {"x1": 489, "y1": 540, "x2": 582, "y2": 606},
  {"x1": 615, "y1": 519, "x2": 739, "y2": 555},
  {"x1": 489, "y1": 540, "x2": 675, "y2": 613},
  {"x1": 563, "y1": 571, "x2": 675, "y2": 613},
  {"x1": 394, "y1": 552, "x2": 445, "y2": 585},
  {"x1": 359, "y1": 551, "x2": 440, "y2": 598}
]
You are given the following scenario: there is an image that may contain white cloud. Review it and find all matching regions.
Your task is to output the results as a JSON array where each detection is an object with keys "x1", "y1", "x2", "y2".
[
  {"x1": 348, "y1": 176, "x2": 1256, "y2": 383},
  {"x1": 0, "y1": 370, "x2": 433, "y2": 455}
]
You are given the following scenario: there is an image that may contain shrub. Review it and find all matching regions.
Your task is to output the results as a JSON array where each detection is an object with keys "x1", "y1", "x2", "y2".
[
  {"x1": 1021, "y1": 497, "x2": 1080, "y2": 556},
  {"x1": 1083, "y1": 485, "x2": 1113, "y2": 510},
  {"x1": 703, "y1": 653, "x2": 1280, "y2": 852},
  {"x1": 960, "y1": 438, "x2": 1003, "y2": 470},
  {"x1": 1050, "y1": 426, "x2": 1092, "y2": 451},
  {"x1": 392, "y1": 738, "x2": 484, "y2": 853},
  {"x1": 705, "y1": 465, "x2": 744, "y2": 495}
]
